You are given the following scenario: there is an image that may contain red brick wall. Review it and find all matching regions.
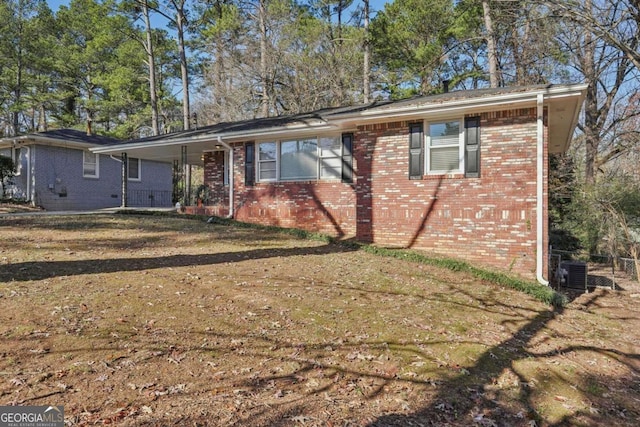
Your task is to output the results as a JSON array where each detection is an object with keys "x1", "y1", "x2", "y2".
[
  {"x1": 197, "y1": 107, "x2": 549, "y2": 279},
  {"x1": 352, "y1": 109, "x2": 545, "y2": 277}
]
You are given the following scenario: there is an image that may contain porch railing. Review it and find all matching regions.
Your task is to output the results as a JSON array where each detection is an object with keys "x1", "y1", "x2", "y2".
[{"x1": 127, "y1": 190, "x2": 172, "y2": 208}]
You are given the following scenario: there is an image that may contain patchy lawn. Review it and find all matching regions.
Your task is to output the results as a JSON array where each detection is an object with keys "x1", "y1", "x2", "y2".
[
  {"x1": 0, "y1": 201, "x2": 44, "y2": 214},
  {"x1": 0, "y1": 214, "x2": 638, "y2": 426}
]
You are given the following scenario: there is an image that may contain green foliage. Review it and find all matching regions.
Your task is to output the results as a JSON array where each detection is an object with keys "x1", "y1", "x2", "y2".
[
  {"x1": 0, "y1": 155, "x2": 15, "y2": 198},
  {"x1": 371, "y1": 0, "x2": 455, "y2": 95},
  {"x1": 0, "y1": 0, "x2": 180, "y2": 135},
  {"x1": 549, "y1": 154, "x2": 582, "y2": 252},
  {"x1": 589, "y1": 177, "x2": 640, "y2": 258},
  {"x1": 553, "y1": 162, "x2": 640, "y2": 260},
  {"x1": 356, "y1": 245, "x2": 566, "y2": 308}
]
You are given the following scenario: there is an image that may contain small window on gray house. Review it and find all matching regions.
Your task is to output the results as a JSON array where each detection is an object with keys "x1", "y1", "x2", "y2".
[
  {"x1": 83, "y1": 151, "x2": 99, "y2": 178},
  {"x1": 128, "y1": 157, "x2": 141, "y2": 181}
]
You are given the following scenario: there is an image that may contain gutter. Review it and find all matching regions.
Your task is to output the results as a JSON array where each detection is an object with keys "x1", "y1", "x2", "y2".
[
  {"x1": 91, "y1": 124, "x2": 335, "y2": 155},
  {"x1": 329, "y1": 84, "x2": 589, "y2": 124},
  {"x1": 23, "y1": 146, "x2": 32, "y2": 205},
  {"x1": 536, "y1": 93, "x2": 549, "y2": 286},
  {"x1": 217, "y1": 136, "x2": 234, "y2": 218}
]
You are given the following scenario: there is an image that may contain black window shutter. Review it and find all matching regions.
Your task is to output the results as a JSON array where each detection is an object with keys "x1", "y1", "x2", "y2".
[
  {"x1": 409, "y1": 123, "x2": 424, "y2": 179},
  {"x1": 341, "y1": 133, "x2": 354, "y2": 183},
  {"x1": 245, "y1": 142, "x2": 255, "y2": 186},
  {"x1": 464, "y1": 117, "x2": 480, "y2": 178}
]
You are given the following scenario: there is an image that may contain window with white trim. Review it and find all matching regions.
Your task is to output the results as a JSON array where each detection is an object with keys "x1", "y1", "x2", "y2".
[
  {"x1": 281, "y1": 138, "x2": 318, "y2": 180},
  {"x1": 83, "y1": 151, "x2": 99, "y2": 178},
  {"x1": 258, "y1": 142, "x2": 277, "y2": 181},
  {"x1": 408, "y1": 117, "x2": 480, "y2": 178},
  {"x1": 426, "y1": 119, "x2": 463, "y2": 174},
  {"x1": 128, "y1": 157, "x2": 141, "y2": 181},
  {"x1": 319, "y1": 136, "x2": 342, "y2": 179},
  {"x1": 255, "y1": 134, "x2": 353, "y2": 183}
]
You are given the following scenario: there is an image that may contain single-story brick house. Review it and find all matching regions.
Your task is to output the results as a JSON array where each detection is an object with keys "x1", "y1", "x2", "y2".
[
  {"x1": 92, "y1": 84, "x2": 587, "y2": 282},
  {"x1": 0, "y1": 129, "x2": 173, "y2": 210}
]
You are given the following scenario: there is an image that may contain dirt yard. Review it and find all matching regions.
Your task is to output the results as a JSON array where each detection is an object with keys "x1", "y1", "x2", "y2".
[{"x1": 0, "y1": 213, "x2": 638, "y2": 426}]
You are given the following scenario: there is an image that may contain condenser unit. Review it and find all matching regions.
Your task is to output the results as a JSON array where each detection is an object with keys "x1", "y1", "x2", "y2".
[{"x1": 559, "y1": 261, "x2": 588, "y2": 291}]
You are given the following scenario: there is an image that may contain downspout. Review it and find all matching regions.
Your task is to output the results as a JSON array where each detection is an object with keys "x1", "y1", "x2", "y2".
[
  {"x1": 22, "y1": 146, "x2": 32, "y2": 205},
  {"x1": 536, "y1": 93, "x2": 549, "y2": 286},
  {"x1": 121, "y1": 152, "x2": 128, "y2": 208},
  {"x1": 217, "y1": 136, "x2": 234, "y2": 218}
]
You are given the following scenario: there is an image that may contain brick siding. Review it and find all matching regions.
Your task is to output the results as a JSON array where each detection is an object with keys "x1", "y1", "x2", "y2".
[{"x1": 194, "y1": 107, "x2": 548, "y2": 279}]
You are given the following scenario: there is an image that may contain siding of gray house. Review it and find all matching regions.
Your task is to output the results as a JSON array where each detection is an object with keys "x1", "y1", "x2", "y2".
[{"x1": 31, "y1": 144, "x2": 172, "y2": 211}]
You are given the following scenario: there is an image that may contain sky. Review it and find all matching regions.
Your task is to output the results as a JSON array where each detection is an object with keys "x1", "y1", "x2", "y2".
[
  {"x1": 45, "y1": 0, "x2": 388, "y2": 19},
  {"x1": 47, "y1": 0, "x2": 68, "y2": 10}
]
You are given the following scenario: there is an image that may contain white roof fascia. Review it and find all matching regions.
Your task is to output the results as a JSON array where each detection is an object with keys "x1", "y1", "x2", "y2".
[
  {"x1": 2, "y1": 135, "x2": 98, "y2": 150},
  {"x1": 330, "y1": 84, "x2": 589, "y2": 124},
  {"x1": 92, "y1": 84, "x2": 588, "y2": 155},
  {"x1": 91, "y1": 123, "x2": 336, "y2": 154}
]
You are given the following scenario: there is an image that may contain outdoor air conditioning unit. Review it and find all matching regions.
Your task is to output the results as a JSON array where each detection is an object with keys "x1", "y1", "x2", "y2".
[{"x1": 559, "y1": 261, "x2": 588, "y2": 291}]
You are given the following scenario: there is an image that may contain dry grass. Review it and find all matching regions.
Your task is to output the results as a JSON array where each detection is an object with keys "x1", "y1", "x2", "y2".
[{"x1": 0, "y1": 214, "x2": 638, "y2": 426}]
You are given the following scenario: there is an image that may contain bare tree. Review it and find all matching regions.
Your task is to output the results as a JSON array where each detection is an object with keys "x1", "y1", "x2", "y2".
[
  {"x1": 550, "y1": 0, "x2": 640, "y2": 72},
  {"x1": 548, "y1": 0, "x2": 638, "y2": 183}
]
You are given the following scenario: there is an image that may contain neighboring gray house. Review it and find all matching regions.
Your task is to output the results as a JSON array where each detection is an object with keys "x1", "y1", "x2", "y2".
[{"x1": 0, "y1": 129, "x2": 173, "y2": 210}]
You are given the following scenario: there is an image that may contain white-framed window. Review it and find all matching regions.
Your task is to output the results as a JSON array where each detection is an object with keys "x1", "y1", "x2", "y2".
[
  {"x1": 254, "y1": 135, "x2": 352, "y2": 183},
  {"x1": 128, "y1": 157, "x2": 141, "y2": 181},
  {"x1": 83, "y1": 151, "x2": 99, "y2": 178},
  {"x1": 426, "y1": 119, "x2": 463, "y2": 174},
  {"x1": 280, "y1": 138, "x2": 318, "y2": 180},
  {"x1": 408, "y1": 117, "x2": 480, "y2": 179},
  {"x1": 258, "y1": 142, "x2": 277, "y2": 181},
  {"x1": 319, "y1": 136, "x2": 342, "y2": 179}
]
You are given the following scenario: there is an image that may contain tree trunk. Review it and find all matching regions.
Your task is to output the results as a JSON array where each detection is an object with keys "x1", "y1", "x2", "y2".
[
  {"x1": 482, "y1": 0, "x2": 499, "y2": 88},
  {"x1": 143, "y1": 0, "x2": 160, "y2": 135},
  {"x1": 582, "y1": 0, "x2": 597, "y2": 184},
  {"x1": 174, "y1": 1, "x2": 190, "y2": 130},
  {"x1": 38, "y1": 103, "x2": 47, "y2": 131},
  {"x1": 259, "y1": 0, "x2": 269, "y2": 117},
  {"x1": 363, "y1": 0, "x2": 370, "y2": 103}
]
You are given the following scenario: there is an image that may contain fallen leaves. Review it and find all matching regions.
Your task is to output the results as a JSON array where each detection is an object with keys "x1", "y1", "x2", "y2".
[{"x1": 1, "y1": 215, "x2": 639, "y2": 427}]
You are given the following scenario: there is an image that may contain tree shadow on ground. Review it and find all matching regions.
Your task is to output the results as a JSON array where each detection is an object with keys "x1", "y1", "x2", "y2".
[
  {"x1": 363, "y1": 290, "x2": 640, "y2": 427},
  {"x1": 109, "y1": 291, "x2": 639, "y2": 426},
  {"x1": 0, "y1": 243, "x2": 357, "y2": 282}
]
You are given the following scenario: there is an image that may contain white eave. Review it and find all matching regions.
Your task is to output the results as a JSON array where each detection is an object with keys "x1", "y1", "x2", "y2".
[
  {"x1": 91, "y1": 121, "x2": 337, "y2": 164},
  {"x1": 329, "y1": 84, "x2": 587, "y2": 154},
  {"x1": 0, "y1": 135, "x2": 99, "y2": 150},
  {"x1": 90, "y1": 83, "x2": 587, "y2": 164}
]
